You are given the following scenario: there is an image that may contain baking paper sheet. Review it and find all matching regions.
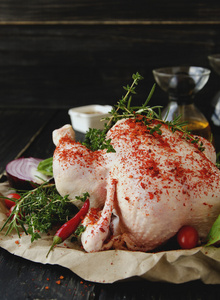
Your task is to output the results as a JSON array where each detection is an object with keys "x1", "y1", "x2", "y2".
[{"x1": 1, "y1": 181, "x2": 220, "y2": 284}]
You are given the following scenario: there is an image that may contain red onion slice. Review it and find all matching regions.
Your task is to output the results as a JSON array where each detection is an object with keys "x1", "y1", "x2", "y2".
[{"x1": 6, "y1": 157, "x2": 50, "y2": 190}]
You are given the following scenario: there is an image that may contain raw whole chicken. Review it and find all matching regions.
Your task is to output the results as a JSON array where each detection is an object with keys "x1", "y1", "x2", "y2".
[{"x1": 52, "y1": 118, "x2": 220, "y2": 253}]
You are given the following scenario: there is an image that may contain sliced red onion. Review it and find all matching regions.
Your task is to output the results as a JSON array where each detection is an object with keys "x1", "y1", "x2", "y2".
[{"x1": 6, "y1": 157, "x2": 50, "y2": 190}]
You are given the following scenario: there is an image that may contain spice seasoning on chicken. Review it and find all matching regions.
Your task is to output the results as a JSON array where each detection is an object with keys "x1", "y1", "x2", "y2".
[{"x1": 52, "y1": 117, "x2": 220, "y2": 253}]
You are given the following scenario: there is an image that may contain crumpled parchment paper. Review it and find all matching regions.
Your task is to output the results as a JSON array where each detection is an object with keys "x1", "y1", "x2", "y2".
[{"x1": 1, "y1": 181, "x2": 220, "y2": 284}]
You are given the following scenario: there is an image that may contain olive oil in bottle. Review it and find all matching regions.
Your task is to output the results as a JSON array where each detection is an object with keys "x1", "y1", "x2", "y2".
[
  {"x1": 162, "y1": 103, "x2": 214, "y2": 145},
  {"x1": 183, "y1": 120, "x2": 213, "y2": 142}
]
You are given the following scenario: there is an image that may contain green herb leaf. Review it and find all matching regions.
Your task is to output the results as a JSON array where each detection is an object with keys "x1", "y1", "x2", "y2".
[
  {"x1": 0, "y1": 183, "x2": 79, "y2": 242},
  {"x1": 37, "y1": 157, "x2": 53, "y2": 176},
  {"x1": 75, "y1": 192, "x2": 90, "y2": 203},
  {"x1": 81, "y1": 72, "x2": 205, "y2": 152},
  {"x1": 83, "y1": 128, "x2": 115, "y2": 153},
  {"x1": 205, "y1": 215, "x2": 220, "y2": 246},
  {"x1": 74, "y1": 225, "x2": 86, "y2": 237}
]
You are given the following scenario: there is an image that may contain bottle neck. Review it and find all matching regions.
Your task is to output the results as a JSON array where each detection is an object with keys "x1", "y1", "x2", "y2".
[{"x1": 168, "y1": 94, "x2": 194, "y2": 105}]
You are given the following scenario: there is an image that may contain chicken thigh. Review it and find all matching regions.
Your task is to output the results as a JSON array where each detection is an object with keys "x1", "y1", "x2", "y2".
[{"x1": 53, "y1": 118, "x2": 220, "y2": 252}]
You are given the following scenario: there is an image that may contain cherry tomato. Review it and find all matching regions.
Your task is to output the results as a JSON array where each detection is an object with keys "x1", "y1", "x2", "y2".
[
  {"x1": 177, "y1": 225, "x2": 199, "y2": 249},
  {"x1": 4, "y1": 193, "x2": 21, "y2": 209}
]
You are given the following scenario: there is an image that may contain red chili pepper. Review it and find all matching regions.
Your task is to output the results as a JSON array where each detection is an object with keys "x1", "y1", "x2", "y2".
[{"x1": 46, "y1": 198, "x2": 90, "y2": 257}]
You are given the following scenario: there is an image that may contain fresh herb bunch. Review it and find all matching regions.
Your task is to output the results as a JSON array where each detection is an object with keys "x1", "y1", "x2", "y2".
[
  {"x1": 0, "y1": 183, "x2": 85, "y2": 242},
  {"x1": 83, "y1": 72, "x2": 161, "y2": 151},
  {"x1": 37, "y1": 72, "x2": 208, "y2": 170},
  {"x1": 83, "y1": 72, "x2": 206, "y2": 152}
]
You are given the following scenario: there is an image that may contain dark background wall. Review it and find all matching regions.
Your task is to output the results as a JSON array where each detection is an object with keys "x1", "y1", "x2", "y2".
[{"x1": 0, "y1": 0, "x2": 220, "y2": 114}]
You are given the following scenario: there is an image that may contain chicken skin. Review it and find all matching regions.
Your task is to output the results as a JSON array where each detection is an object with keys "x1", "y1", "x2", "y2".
[{"x1": 52, "y1": 118, "x2": 220, "y2": 252}]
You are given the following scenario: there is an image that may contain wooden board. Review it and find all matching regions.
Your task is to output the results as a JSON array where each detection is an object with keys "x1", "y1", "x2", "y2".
[{"x1": 1, "y1": 246, "x2": 220, "y2": 300}]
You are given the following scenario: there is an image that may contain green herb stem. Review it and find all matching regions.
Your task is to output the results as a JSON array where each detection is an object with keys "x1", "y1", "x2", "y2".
[{"x1": 0, "y1": 182, "x2": 82, "y2": 242}]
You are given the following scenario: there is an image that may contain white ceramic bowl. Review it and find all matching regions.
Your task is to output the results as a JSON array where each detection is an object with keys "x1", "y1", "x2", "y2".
[{"x1": 68, "y1": 104, "x2": 112, "y2": 133}]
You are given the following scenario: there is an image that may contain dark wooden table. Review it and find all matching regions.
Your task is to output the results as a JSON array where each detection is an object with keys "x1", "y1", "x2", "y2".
[{"x1": 0, "y1": 107, "x2": 220, "y2": 300}]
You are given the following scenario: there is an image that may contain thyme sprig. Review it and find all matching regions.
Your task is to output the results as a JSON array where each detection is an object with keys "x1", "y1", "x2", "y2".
[
  {"x1": 0, "y1": 182, "x2": 81, "y2": 242},
  {"x1": 83, "y1": 72, "x2": 206, "y2": 152},
  {"x1": 83, "y1": 73, "x2": 163, "y2": 150}
]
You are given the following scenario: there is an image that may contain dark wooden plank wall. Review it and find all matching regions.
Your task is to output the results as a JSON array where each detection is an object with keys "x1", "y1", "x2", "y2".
[
  {"x1": 0, "y1": 1, "x2": 220, "y2": 109},
  {"x1": 0, "y1": 1, "x2": 220, "y2": 22}
]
